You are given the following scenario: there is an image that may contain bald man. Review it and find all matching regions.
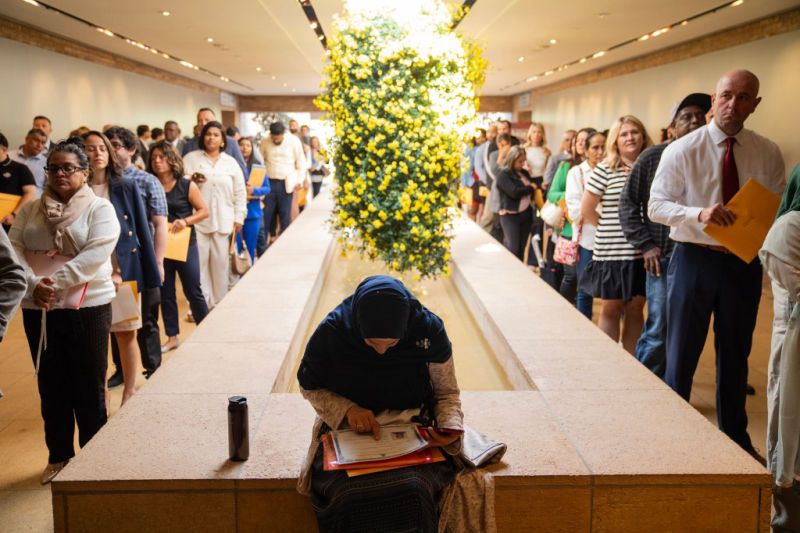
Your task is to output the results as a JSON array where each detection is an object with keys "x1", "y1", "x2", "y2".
[{"x1": 649, "y1": 70, "x2": 785, "y2": 459}]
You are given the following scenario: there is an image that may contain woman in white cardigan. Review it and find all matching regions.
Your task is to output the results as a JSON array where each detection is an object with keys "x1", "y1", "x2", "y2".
[
  {"x1": 183, "y1": 121, "x2": 246, "y2": 308},
  {"x1": 9, "y1": 140, "x2": 120, "y2": 484}
]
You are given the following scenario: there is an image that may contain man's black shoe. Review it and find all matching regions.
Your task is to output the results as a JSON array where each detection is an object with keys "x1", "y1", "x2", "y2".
[{"x1": 107, "y1": 371, "x2": 124, "y2": 388}]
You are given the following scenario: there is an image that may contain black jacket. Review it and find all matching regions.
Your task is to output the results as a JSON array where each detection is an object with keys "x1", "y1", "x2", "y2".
[{"x1": 496, "y1": 168, "x2": 535, "y2": 213}]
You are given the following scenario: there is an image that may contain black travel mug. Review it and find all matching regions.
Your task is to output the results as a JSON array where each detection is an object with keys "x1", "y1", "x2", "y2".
[{"x1": 228, "y1": 396, "x2": 249, "y2": 461}]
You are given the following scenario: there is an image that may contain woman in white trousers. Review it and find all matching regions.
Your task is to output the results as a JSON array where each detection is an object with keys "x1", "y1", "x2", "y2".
[{"x1": 183, "y1": 121, "x2": 246, "y2": 308}]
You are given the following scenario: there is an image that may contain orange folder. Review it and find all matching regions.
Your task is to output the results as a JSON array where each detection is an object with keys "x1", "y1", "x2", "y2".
[
  {"x1": 248, "y1": 165, "x2": 267, "y2": 188},
  {"x1": 703, "y1": 178, "x2": 781, "y2": 263},
  {"x1": 165, "y1": 227, "x2": 192, "y2": 262},
  {"x1": 0, "y1": 193, "x2": 21, "y2": 220},
  {"x1": 321, "y1": 432, "x2": 445, "y2": 477}
]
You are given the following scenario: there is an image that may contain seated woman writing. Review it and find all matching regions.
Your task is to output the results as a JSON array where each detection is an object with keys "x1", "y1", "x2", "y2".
[{"x1": 297, "y1": 275, "x2": 463, "y2": 533}]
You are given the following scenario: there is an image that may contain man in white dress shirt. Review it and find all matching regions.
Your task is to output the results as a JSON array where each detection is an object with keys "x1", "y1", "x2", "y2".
[
  {"x1": 649, "y1": 70, "x2": 785, "y2": 458},
  {"x1": 257, "y1": 121, "x2": 306, "y2": 255}
]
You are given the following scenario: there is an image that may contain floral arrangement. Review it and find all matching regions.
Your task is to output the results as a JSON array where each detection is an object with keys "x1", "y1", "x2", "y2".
[{"x1": 316, "y1": 0, "x2": 486, "y2": 278}]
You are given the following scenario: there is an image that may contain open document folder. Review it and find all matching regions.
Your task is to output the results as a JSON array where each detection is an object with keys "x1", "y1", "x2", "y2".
[
  {"x1": 331, "y1": 424, "x2": 428, "y2": 464},
  {"x1": 703, "y1": 178, "x2": 781, "y2": 263}
]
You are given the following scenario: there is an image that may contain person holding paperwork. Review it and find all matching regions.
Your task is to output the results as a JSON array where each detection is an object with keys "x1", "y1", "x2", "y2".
[
  {"x1": 183, "y1": 121, "x2": 247, "y2": 308},
  {"x1": 84, "y1": 131, "x2": 161, "y2": 406},
  {"x1": 648, "y1": 70, "x2": 785, "y2": 459},
  {"x1": 297, "y1": 275, "x2": 463, "y2": 532},
  {"x1": 237, "y1": 136, "x2": 269, "y2": 263},
  {"x1": 0, "y1": 132, "x2": 37, "y2": 233},
  {"x1": 148, "y1": 140, "x2": 209, "y2": 353},
  {"x1": 8, "y1": 140, "x2": 120, "y2": 484}
]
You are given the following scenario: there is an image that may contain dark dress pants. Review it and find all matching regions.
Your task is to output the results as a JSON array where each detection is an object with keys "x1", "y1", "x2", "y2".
[
  {"x1": 665, "y1": 243, "x2": 761, "y2": 451},
  {"x1": 137, "y1": 287, "x2": 162, "y2": 373},
  {"x1": 257, "y1": 178, "x2": 294, "y2": 256},
  {"x1": 161, "y1": 242, "x2": 209, "y2": 337},
  {"x1": 110, "y1": 287, "x2": 161, "y2": 374},
  {"x1": 499, "y1": 208, "x2": 533, "y2": 260},
  {"x1": 23, "y1": 305, "x2": 111, "y2": 464}
]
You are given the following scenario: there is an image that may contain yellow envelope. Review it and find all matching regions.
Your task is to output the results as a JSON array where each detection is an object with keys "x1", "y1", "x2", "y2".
[
  {"x1": 165, "y1": 227, "x2": 192, "y2": 262},
  {"x1": 248, "y1": 165, "x2": 266, "y2": 188},
  {"x1": 0, "y1": 193, "x2": 22, "y2": 220},
  {"x1": 703, "y1": 178, "x2": 781, "y2": 263}
]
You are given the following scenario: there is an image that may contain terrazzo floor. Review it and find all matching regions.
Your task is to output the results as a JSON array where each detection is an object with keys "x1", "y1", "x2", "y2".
[{"x1": 0, "y1": 276, "x2": 776, "y2": 532}]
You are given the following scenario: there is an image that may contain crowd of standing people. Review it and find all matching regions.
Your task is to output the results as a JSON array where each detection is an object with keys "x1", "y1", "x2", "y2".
[
  {"x1": 0, "y1": 109, "x2": 327, "y2": 484},
  {"x1": 462, "y1": 69, "x2": 800, "y2": 531}
]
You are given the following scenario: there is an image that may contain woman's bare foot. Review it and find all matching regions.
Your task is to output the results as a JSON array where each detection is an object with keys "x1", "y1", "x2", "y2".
[{"x1": 121, "y1": 388, "x2": 135, "y2": 406}]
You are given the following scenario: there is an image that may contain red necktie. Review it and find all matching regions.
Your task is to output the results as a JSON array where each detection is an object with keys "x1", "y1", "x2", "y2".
[{"x1": 722, "y1": 137, "x2": 739, "y2": 203}]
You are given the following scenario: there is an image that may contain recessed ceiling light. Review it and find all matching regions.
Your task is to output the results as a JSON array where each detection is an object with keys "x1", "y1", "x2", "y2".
[
  {"x1": 256, "y1": 67, "x2": 262, "y2": 71},
  {"x1": 592, "y1": 50, "x2": 606, "y2": 58},
  {"x1": 596, "y1": 12, "x2": 610, "y2": 19},
  {"x1": 517, "y1": 56, "x2": 524, "y2": 62},
  {"x1": 23, "y1": 0, "x2": 41, "y2": 5},
  {"x1": 639, "y1": 34, "x2": 650, "y2": 41},
  {"x1": 731, "y1": 0, "x2": 744, "y2": 6},
  {"x1": 206, "y1": 37, "x2": 214, "y2": 43},
  {"x1": 549, "y1": 39, "x2": 557, "y2": 45},
  {"x1": 161, "y1": 10, "x2": 170, "y2": 16},
  {"x1": 292, "y1": 88, "x2": 297, "y2": 93},
  {"x1": 271, "y1": 75, "x2": 277, "y2": 80},
  {"x1": 283, "y1": 82, "x2": 288, "y2": 87},
  {"x1": 310, "y1": 22, "x2": 318, "y2": 29}
]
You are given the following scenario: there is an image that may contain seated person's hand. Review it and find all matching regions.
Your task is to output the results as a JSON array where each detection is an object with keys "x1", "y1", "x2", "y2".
[
  {"x1": 426, "y1": 428, "x2": 461, "y2": 447},
  {"x1": 345, "y1": 405, "x2": 381, "y2": 440}
]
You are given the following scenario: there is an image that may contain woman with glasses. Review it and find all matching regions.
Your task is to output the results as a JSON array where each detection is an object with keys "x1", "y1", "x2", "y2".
[
  {"x1": 581, "y1": 116, "x2": 653, "y2": 353},
  {"x1": 9, "y1": 139, "x2": 120, "y2": 484},
  {"x1": 183, "y1": 121, "x2": 246, "y2": 307},
  {"x1": 148, "y1": 141, "x2": 209, "y2": 353},
  {"x1": 84, "y1": 131, "x2": 160, "y2": 405}
]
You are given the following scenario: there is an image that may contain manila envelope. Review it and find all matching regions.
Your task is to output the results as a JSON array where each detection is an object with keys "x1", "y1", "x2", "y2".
[
  {"x1": 111, "y1": 281, "x2": 139, "y2": 323},
  {"x1": 165, "y1": 227, "x2": 192, "y2": 262},
  {"x1": 0, "y1": 193, "x2": 22, "y2": 220},
  {"x1": 248, "y1": 165, "x2": 267, "y2": 188},
  {"x1": 703, "y1": 178, "x2": 781, "y2": 263}
]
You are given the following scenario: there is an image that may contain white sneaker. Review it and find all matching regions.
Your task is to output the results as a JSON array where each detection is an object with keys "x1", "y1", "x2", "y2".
[{"x1": 41, "y1": 460, "x2": 69, "y2": 485}]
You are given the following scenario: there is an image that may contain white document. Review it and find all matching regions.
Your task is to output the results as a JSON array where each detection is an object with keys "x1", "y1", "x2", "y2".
[
  {"x1": 332, "y1": 424, "x2": 428, "y2": 465},
  {"x1": 111, "y1": 282, "x2": 138, "y2": 323}
]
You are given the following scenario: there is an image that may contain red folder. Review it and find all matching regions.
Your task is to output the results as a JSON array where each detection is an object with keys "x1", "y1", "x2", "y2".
[{"x1": 24, "y1": 250, "x2": 88, "y2": 309}]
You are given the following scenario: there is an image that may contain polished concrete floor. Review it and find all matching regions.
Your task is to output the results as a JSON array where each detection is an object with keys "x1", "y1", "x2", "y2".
[{"x1": 0, "y1": 277, "x2": 775, "y2": 532}]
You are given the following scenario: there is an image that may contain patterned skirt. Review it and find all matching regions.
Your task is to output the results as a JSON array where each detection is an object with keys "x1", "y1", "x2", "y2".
[{"x1": 310, "y1": 446, "x2": 456, "y2": 533}]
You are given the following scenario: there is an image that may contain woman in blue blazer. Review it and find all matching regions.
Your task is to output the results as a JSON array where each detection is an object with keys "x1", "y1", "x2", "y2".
[
  {"x1": 83, "y1": 131, "x2": 160, "y2": 405},
  {"x1": 237, "y1": 137, "x2": 270, "y2": 263}
]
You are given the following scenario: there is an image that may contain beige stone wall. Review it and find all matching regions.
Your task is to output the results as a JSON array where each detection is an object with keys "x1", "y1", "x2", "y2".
[
  {"x1": 517, "y1": 29, "x2": 800, "y2": 170},
  {"x1": 0, "y1": 37, "x2": 220, "y2": 146}
]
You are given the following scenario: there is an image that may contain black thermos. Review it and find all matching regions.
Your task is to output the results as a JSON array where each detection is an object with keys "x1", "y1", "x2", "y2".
[{"x1": 228, "y1": 396, "x2": 249, "y2": 461}]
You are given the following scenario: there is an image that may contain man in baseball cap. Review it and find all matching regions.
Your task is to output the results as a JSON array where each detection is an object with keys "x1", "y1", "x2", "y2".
[{"x1": 617, "y1": 92, "x2": 711, "y2": 379}]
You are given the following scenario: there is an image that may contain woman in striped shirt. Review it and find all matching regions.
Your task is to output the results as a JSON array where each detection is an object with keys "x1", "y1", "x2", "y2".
[{"x1": 580, "y1": 116, "x2": 652, "y2": 353}]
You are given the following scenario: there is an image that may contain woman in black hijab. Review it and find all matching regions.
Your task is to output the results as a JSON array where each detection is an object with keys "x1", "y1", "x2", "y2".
[{"x1": 297, "y1": 275, "x2": 464, "y2": 533}]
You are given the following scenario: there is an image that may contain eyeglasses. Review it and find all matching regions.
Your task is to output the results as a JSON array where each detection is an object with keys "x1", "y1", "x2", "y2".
[
  {"x1": 109, "y1": 141, "x2": 124, "y2": 150},
  {"x1": 45, "y1": 164, "x2": 86, "y2": 175}
]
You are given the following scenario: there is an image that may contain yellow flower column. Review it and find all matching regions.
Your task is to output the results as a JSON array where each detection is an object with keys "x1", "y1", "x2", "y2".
[{"x1": 316, "y1": 1, "x2": 486, "y2": 279}]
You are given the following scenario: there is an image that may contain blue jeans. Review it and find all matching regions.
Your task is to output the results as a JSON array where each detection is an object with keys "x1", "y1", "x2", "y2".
[
  {"x1": 634, "y1": 257, "x2": 668, "y2": 378},
  {"x1": 575, "y1": 246, "x2": 593, "y2": 319}
]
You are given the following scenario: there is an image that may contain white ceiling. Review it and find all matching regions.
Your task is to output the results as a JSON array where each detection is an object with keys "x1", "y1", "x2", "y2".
[{"x1": 3, "y1": 0, "x2": 798, "y2": 96}]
